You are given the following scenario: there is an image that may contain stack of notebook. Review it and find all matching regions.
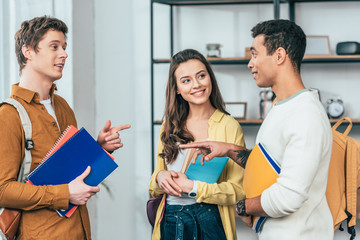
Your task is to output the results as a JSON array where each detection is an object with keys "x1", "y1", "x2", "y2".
[{"x1": 27, "y1": 125, "x2": 118, "y2": 217}]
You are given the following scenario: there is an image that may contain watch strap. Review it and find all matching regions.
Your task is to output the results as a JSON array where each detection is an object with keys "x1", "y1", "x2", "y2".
[{"x1": 188, "y1": 180, "x2": 198, "y2": 198}]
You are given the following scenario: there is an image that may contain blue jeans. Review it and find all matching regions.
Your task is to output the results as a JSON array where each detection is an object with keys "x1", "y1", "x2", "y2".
[{"x1": 160, "y1": 203, "x2": 227, "y2": 240}]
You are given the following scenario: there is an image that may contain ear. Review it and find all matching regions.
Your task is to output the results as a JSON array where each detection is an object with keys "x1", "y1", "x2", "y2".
[
  {"x1": 275, "y1": 47, "x2": 286, "y2": 65},
  {"x1": 22, "y1": 45, "x2": 32, "y2": 60}
]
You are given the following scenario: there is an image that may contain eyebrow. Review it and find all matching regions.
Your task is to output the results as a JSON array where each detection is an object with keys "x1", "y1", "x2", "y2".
[
  {"x1": 179, "y1": 70, "x2": 206, "y2": 80},
  {"x1": 49, "y1": 40, "x2": 67, "y2": 47},
  {"x1": 250, "y1": 47, "x2": 256, "y2": 51}
]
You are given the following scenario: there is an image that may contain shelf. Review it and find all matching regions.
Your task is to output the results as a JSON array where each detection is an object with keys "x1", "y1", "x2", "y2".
[
  {"x1": 289, "y1": 0, "x2": 360, "y2": 3},
  {"x1": 303, "y1": 55, "x2": 360, "y2": 63},
  {"x1": 155, "y1": 119, "x2": 360, "y2": 126},
  {"x1": 153, "y1": 55, "x2": 360, "y2": 65},
  {"x1": 153, "y1": 0, "x2": 287, "y2": 5},
  {"x1": 153, "y1": 57, "x2": 250, "y2": 64}
]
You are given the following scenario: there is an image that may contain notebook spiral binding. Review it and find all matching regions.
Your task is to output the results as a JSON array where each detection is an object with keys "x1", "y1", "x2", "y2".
[{"x1": 42, "y1": 125, "x2": 72, "y2": 163}]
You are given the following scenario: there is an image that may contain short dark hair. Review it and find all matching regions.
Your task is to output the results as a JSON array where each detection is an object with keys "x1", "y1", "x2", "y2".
[
  {"x1": 251, "y1": 19, "x2": 306, "y2": 73},
  {"x1": 14, "y1": 16, "x2": 68, "y2": 73}
]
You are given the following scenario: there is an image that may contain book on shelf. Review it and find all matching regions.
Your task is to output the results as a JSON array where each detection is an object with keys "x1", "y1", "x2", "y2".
[
  {"x1": 27, "y1": 125, "x2": 118, "y2": 217},
  {"x1": 243, "y1": 142, "x2": 280, "y2": 233},
  {"x1": 181, "y1": 148, "x2": 229, "y2": 184}
]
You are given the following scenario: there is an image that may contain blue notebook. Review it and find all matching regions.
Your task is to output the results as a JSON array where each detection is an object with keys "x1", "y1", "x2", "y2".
[
  {"x1": 185, "y1": 155, "x2": 229, "y2": 184},
  {"x1": 27, "y1": 127, "x2": 118, "y2": 217}
]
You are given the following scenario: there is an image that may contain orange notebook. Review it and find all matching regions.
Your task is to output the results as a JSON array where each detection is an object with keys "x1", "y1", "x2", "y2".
[{"x1": 243, "y1": 142, "x2": 280, "y2": 233}]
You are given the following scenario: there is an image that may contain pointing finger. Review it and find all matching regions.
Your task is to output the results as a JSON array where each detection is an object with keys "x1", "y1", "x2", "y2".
[
  {"x1": 112, "y1": 124, "x2": 131, "y2": 132},
  {"x1": 179, "y1": 142, "x2": 208, "y2": 149}
]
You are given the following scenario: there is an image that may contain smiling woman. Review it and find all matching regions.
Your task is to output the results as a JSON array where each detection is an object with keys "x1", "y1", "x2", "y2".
[{"x1": 149, "y1": 49, "x2": 246, "y2": 240}]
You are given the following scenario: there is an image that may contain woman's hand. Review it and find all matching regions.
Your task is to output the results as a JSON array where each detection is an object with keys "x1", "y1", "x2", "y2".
[
  {"x1": 173, "y1": 172, "x2": 193, "y2": 193},
  {"x1": 156, "y1": 170, "x2": 182, "y2": 197}
]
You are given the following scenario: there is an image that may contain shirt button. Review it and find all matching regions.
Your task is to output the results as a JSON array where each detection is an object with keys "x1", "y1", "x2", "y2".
[
  {"x1": 41, "y1": 107, "x2": 44, "y2": 110},
  {"x1": 52, "y1": 122, "x2": 56, "y2": 127}
]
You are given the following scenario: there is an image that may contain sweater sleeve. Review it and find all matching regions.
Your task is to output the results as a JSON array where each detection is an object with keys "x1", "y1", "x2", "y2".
[
  {"x1": 196, "y1": 117, "x2": 246, "y2": 205},
  {"x1": 261, "y1": 114, "x2": 331, "y2": 218}
]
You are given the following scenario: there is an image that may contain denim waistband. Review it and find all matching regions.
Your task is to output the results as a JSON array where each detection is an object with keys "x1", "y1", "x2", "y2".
[{"x1": 165, "y1": 202, "x2": 217, "y2": 211}]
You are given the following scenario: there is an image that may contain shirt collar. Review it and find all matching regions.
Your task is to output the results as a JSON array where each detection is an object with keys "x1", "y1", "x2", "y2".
[
  {"x1": 209, "y1": 109, "x2": 225, "y2": 123},
  {"x1": 11, "y1": 83, "x2": 57, "y2": 104}
]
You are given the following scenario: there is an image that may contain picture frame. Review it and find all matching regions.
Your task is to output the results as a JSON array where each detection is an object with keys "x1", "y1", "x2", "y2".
[
  {"x1": 225, "y1": 102, "x2": 247, "y2": 120},
  {"x1": 305, "y1": 35, "x2": 331, "y2": 55}
]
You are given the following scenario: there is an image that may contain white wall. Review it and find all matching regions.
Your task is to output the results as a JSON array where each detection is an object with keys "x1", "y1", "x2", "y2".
[
  {"x1": 1, "y1": 1, "x2": 360, "y2": 239},
  {"x1": 93, "y1": 0, "x2": 146, "y2": 239}
]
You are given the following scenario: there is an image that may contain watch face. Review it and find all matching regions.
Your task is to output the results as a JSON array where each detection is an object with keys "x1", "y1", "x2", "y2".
[
  {"x1": 327, "y1": 100, "x2": 344, "y2": 118},
  {"x1": 189, "y1": 192, "x2": 197, "y2": 197},
  {"x1": 235, "y1": 200, "x2": 248, "y2": 216}
]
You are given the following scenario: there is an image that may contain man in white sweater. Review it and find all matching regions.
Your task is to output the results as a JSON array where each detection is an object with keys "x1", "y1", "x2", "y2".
[{"x1": 180, "y1": 19, "x2": 333, "y2": 239}]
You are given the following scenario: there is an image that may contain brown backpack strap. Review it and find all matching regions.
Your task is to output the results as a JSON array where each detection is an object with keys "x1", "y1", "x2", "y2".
[{"x1": 332, "y1": 117, "x2": 352, "y2": 136}]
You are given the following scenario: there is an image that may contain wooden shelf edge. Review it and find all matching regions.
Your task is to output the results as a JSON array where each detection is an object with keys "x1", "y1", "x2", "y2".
[
  {"x1": 304, "y1": 54, "x2": 360, "y2": 59},
  {"x1": 154, "y1": 55, "x2": 360, "y2": 64},
  {"x1": 154, "y1": 119, "x2": 360, "y2": 126},
  {"x1": 152, "y1": 0, "x2": 286, "y2": 5},
  {"x1": 290, "y1": 0, "x2": 360, "y2": 3}
]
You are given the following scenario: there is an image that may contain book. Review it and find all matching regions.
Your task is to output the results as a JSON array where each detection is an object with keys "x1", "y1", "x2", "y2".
[
  {"x1": 180, "y1": 148, "x2": 197, "y2": 174},
  {"x1": 27, "y1": 126, "x2": 118, "y2": 217},
  {"x1": 181, "y1": 149, "x2": 229, "y2": 184},
  {"x1": 243, "y1": 142, "x2": 280, "y2": 233}
]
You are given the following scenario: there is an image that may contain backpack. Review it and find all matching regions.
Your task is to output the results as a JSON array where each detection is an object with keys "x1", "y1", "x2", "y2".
[
  {"x1": 326, "y1": 117, "x2": 360, "y2": 240},
  {"x1": 0, "y1": 98, "x2": 33, "y2": 240}
]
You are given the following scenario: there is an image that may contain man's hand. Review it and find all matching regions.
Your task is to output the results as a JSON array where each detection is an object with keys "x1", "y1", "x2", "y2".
[
  {"x1": 179, "y1": 141, "x2": 249, "y2": 168},
  {"x1": 179, "y1": 141, "x2": 238, "y2": 165},
  {"x1": 156, "y1": 170, "x2": 182, "y2": 197},
  {"x1": 239, "y1": 215, "x2": 253, "y2": 228},
  {"x1": 172, "y1": 172, "x2": 193, "y2": 193},
  {"x1": 97, "y1": 120, "x2": 131, "y2": 152},
  {"x1": 68, "y1": 166, "x2": 100, "y2": 205}
]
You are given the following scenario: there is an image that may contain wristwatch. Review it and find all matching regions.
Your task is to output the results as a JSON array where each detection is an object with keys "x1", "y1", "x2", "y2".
[
  {"x1": 188, "y1": 181, "x2": 198, "y2": 198},
  {"x1": 236, "y1": 199, "x2": 249, "y2": 216}
]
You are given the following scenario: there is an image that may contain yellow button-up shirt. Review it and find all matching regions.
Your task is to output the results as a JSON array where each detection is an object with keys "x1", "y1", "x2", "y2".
[
  {"x1": 149, "y1": 109, "x2": 246, "y2": 240},
  {"x1": 0, "y1": 84, "x2": 91, "y2": 240}
]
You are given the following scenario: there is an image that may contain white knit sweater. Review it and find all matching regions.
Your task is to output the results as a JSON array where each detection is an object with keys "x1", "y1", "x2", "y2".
[{"x1": 256, "y1": 89, "x2": 333, "y2": 240}]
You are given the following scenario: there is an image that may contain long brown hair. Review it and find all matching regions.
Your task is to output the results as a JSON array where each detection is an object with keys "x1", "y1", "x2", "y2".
[{"x1": 160, "y1": 49, "x2": 228, "y2": 164}]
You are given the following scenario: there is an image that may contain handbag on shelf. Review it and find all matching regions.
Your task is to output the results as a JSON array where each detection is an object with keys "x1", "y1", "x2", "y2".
[
  {"x1": 146, "y1": 194, "x2": 164, "y2": 227},
  {"x1": 0, "y1": 99, "x2": 33, "y2": 240}
]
